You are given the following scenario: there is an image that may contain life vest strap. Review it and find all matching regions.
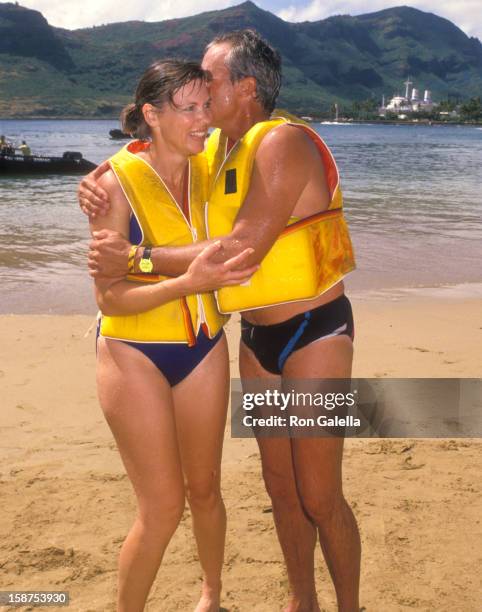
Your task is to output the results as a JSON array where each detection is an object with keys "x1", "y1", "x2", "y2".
[
  {"x1": 281, "y1": 207, "x2": 343, "y2": 237},
  {"x1": 126, "y1": 273, "x2": 165, "y2": 283}
]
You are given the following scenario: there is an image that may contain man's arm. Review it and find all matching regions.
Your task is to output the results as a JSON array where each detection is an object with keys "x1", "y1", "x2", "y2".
[
  {"x1": 147, "y1": 125, "x2": 323, "y2": 272},
  {"x1": 214, "y1": 124, "x2": 325, "y2": 265},
  {"x1": 86, "y1": 126, "x2": 324, "y2": 278},
  {"x1": 88, "y1": 226, "x2": 211, "y2": 278},
  {"x1": 95, "y1": 241, "x2": 257, "y2": 316}
]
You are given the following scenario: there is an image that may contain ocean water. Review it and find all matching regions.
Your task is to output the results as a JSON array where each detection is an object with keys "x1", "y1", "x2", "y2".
[{"x1": 0, "y1": 119, "x2": 481, "y2": 314}]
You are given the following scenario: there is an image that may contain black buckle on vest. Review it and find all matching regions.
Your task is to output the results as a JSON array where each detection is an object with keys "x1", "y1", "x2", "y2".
[{"x1": 224, "y1": 168, "x2": 237, "y2": 194}]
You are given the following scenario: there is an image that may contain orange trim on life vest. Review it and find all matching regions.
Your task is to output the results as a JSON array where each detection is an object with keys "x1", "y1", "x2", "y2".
[
  {"x1": 127, "y1": 140, "x2": 150, "y2": 154},
  {"x1": 180, "y1": 297, "x2": 197, "y2": 347},
  {"x1": 126, "y1": 273, "x2": 165, "y2": 283},
  {"x1": 291, "y1": 124, "x2": 339, "y2": 198}
]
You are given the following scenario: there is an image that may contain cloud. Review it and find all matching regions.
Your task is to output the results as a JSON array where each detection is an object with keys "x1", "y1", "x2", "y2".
[
  {"x1": 20, "y1": 0, "x2": 232, "y2": 29},
  {"x1": 277, "y1": 0, "x2": 482, "y2": 40}
]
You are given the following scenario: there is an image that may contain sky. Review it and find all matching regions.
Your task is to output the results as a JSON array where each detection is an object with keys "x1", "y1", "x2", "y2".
[{"x1": 19, "y1": 0, "x2": 482, "y2": 40}]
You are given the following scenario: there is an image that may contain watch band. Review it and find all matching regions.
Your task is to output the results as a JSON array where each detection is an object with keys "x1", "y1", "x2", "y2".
[{"x1": 139, "y1": 246, "x2": 154, "y2": 273}]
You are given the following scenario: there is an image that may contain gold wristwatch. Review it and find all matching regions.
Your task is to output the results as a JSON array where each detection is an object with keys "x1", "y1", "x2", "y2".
[{"x1": 139, "y1": 246, "x2": 153, "y2": 273}]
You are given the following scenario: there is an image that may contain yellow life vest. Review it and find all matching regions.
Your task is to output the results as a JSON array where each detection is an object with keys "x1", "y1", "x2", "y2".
[
  {"x1": 205, "y1": 116, "x2": 355, "y2": 314},
  {"x1": 100, "y1": 141, "x2": 228, "y2": 344}
]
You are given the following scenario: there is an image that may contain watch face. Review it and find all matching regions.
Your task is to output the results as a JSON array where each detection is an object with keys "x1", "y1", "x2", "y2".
[{"x1": 139, "y1": 259, "x2": 153, "y2": 273}]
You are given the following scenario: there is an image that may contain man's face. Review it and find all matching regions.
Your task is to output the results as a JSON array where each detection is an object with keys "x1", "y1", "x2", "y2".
[{"x1": 201, "y1": 43, "x2": 238, "y2": 128}]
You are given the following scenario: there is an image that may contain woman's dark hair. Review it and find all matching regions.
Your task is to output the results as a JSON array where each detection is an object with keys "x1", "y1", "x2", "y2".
[
  {"x1": 121, "y1": 59, "x2": 209, "y2": 139},
  {"x1": 206, "y1": 29, "x2": 281, "y2": 114}
]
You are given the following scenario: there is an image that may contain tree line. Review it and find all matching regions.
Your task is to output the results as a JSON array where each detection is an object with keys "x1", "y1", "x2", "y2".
[{"x1": 320, "y1": 97, "x2": 482, "y2": 122}]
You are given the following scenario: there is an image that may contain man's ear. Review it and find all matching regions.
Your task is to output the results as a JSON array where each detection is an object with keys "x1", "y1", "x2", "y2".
[{"x1": 238, "y1": 76, "x2": 257, "y2": 101}]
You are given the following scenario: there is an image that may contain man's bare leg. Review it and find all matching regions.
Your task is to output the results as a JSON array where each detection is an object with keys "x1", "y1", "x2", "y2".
[
  {"x1": 240, "y1": 341, "x2": 321, "y2": 612},
  {"x1": 290, "y1": 436, "x2": 361, "y2": 612},
  {"x1": 285, "y1": 335, "x2": 361, "y2": 612}
]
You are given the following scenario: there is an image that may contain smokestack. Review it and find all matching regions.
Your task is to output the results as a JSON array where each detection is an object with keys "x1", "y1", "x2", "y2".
[{"x1": 404, "y1": 77, "x2": 413, "y2": 99}]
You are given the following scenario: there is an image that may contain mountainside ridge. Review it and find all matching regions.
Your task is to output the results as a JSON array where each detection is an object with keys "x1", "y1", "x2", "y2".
[{"x1": 0, "y1": 1, "x2": 480, "y2": 118}]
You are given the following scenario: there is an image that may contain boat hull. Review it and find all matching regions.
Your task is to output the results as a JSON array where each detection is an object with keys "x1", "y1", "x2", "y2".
[
  {"x1": 109, "y1": 129, "x2": 131, "y2": 140},
  {"x1": 0, "y1": 154, "x2": 97, "y2": 175}
]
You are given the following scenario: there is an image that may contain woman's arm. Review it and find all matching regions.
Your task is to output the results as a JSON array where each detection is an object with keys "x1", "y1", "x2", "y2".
[{"x1": 89, "y1": 170, "x2": 257, "y2": 316}]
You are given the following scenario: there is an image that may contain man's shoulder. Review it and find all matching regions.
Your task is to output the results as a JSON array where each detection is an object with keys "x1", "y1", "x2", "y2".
[{"x1": 257, "y1": 122, "x2": 319, "y2": 163}]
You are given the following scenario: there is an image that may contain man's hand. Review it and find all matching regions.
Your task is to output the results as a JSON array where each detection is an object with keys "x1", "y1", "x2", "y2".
[
  {"x1": 78, "y1": 161, "x2": 111, "y2": 218},
  {"x1": 88, "y1": 229, "x2": 132, "y2": 278}
]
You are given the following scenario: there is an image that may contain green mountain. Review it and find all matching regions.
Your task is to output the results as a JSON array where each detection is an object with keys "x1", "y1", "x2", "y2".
[{"x1": 0, "y1": 1, "x2": 481, "y2": 117}]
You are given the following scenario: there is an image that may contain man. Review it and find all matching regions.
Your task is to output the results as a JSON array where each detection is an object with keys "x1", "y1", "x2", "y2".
[
  {"x1": 19, "y1": 140, "x2": 31, "y2": 156},
  {"x1": 0, "y1": 134, "x2": 14, "y2": 155},
  {"x1": 79, "y1": 30, "x2": 361, "y2": 612}
]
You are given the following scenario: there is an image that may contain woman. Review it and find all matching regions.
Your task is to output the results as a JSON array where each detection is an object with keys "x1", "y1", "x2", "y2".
[{"x1": 91, "y1": 60, "x2": 256, "y2": 612}]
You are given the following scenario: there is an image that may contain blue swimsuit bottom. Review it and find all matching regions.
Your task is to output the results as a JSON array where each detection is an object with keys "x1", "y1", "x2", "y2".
[
  {"x1": 122, "y1": 328, "x2": 223, "y2": 386},
  {"x1": 97, "y1": 324, "x2": 223, "y2": 387}
]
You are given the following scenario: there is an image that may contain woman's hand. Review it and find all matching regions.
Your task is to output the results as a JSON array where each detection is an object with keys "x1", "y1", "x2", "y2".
[{"x1": 182, "y1": 241, "x2": 258, "y2": 293}]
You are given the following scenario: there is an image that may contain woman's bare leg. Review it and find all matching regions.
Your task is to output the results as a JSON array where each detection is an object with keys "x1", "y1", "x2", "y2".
[
  {"x1": 97, "y1": 337, "x2": 185, "y2": 612},
  {"x1": 173, "y1": 334, "x2": 230, "y2": 612}
]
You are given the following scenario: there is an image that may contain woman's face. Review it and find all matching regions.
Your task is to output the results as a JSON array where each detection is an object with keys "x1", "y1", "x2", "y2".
[{"x1": 145, "y1": 79, "x2": 211, "y2": 156}]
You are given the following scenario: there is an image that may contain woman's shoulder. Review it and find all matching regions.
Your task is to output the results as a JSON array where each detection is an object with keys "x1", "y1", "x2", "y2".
[
  {"x1": 98, "y1": 166, "x2": 124, "y2": 198},
  {"x1": 97, "y1": 166, "x2": 130, "y2": 213}
]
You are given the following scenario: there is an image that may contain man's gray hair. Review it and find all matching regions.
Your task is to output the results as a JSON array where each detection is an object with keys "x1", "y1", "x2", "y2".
[{"x1": 206, "y1": 29, "x2": 281, "y2": 113}]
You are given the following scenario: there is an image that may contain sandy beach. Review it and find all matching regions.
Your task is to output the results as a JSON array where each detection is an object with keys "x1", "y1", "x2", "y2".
[{"x1": 0, "y1": 289, "x2": 481, "y2": 611}]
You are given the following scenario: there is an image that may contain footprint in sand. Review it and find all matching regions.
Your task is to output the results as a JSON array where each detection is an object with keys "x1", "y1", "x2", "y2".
[
  {"x1": 14, "y1": 380, "x2": 31, "y2": 387},
  {"x1": 400, "y1": 454, "x2": 425, "y2": 470},
  {"x1": 6, "y1": 546, "x2": 107, "y2": 580},
  {"x1": 407, "y1": 346, "x2": 430, "y2": 353},
  {"x1": 438, "y1": 439, "x2": 461, "y2": 451},
  {"x1": 16, "y1": 403, "x2": 37, "y2": 413},
  {"x1": 89, "y1": 472, "x2": 127, "y2": 482}
]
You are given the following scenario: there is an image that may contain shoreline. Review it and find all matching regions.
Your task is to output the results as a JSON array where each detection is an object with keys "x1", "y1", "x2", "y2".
[
  {"x1": 2, "y1": 279, "x2": 481, "y2": 316},
  {"x1": 1, "y1": 116, "x2": 481, "y2": 127},
  {"x1": 319, "y1": 119, "x2": 482, "y2": 127},
  {"x1": 348, "y1": 280, "x2": 482, "y2": 302}
]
